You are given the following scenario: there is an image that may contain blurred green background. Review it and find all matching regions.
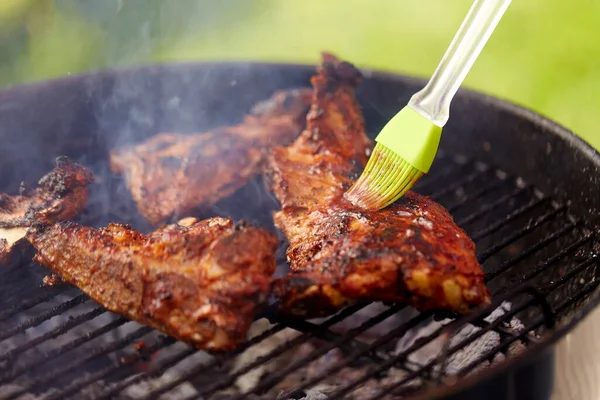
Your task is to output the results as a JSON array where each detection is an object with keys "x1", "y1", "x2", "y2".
[{"x1": 1, "y1": 0, "x2": 599, "y2": 150}]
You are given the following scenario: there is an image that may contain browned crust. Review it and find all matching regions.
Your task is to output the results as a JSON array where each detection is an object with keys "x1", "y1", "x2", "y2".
[
  {"x1": 27, "y1": 217, "x2": 278, "y2": 351},
  {"x1": 265, "y1": 53, "x2": 491, "y2": 318}
]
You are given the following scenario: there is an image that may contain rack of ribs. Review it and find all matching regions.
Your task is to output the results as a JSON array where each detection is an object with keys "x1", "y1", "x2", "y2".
[
  {"x1": 110, "y1": 88, "x2": 312, "y2": 226},
  {"x1": 0, "y1": 156, "x2": 93, "y2": 264},
  {"x1": 27, "y1": 216, "x2": 278, "y2": 351},
  {"x1": 265, "y1": 53, "x2": 491, "y2": 318}
]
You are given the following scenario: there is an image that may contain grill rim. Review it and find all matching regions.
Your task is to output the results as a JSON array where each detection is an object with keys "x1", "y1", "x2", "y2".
[{"x1": 0, "y1": 60, "x2": 599, "y2": 399}]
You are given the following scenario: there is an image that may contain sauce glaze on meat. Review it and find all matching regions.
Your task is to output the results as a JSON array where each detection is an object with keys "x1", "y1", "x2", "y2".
[{"x1": 265, "y1": 53, "x2": 491, "y2": 318}]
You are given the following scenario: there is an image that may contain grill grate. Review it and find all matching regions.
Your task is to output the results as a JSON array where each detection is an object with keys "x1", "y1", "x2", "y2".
[{"x1": 0, "y1": 152, "x2": 598, "y2": 400}]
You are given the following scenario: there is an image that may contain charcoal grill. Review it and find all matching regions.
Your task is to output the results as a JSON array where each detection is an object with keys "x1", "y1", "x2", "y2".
[{"x1": 0, "y1": 61, "x2": 598, "y2": 400}]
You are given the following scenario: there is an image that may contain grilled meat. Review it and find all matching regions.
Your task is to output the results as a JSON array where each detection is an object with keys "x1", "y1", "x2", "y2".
[
  {"x1": 110, "y1": 88, "x2": 312, "y2": 226},
  {"x1": 265, "y1": 53, "x2": 491, "y2": 318},
  {"x1": 27, "y1": 216, "x2": 278, "y2": 351},
  {"x1": 0, "y1": 156, "x2": 94, "y2": 264}
]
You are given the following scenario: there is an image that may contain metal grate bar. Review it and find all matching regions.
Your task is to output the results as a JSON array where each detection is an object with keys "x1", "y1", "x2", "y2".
[
  {"x1": 434, "y1": 289, "x2": 551, "y2": 372},
  {"x1": 542, "y1": 256, "x2": 597, "y2": 295},
  {"x1": 44, "y1": 336, "x2": 177, "y2": 400},
  {"x1": 456, "y1": 327, "x2": 538, "y2": 380},
  {"x1": 476, "y1": 206, "x2": 567, "y2": 262},
  {"x1": 0, "y1": 307, "x2": 106, "y2": 365},
  {"x1": 359, "y1": 257, "x2": 599, "y2": 400},
  {"x1": 446, "y1": 179, "x2": 507, "y2": 213},
  {"x1": 146, "y1": 303, "x2": 369, "y2": 400},
  {"x1": 285, "y1": 319, "x2": 426, "y2": 374},
  {"x1": 452, "y1": 280, "x2": 599, "y2": 381},
  {"x1": 0, "y1": 317, "x2": 128, "y2": 385},
  {"x1": 280, "y1": 312, "x2": 433, "y2": 400},
  {"x1": 2, "y1": 283, "x2": 49, "y2": 307},
  {"x1": 324, "y1": 279, "x2": 562, "y2": 400},
  {"x1": 95, "y1": 322, "x2": 289, "y2": 400},
  {"x1": 0, "y1": 286, "x2": 69, "y2": 322},
  {"x1": 328, "y1": 325, "x2": 507, "y2": 399},
  {"x1": 376, "y1": 322, "x2": 523, "y2": 400},
  {"x1": 94, "y1": 347, "x2": 197, "y2": 400},
  {"x1": 0, "y1": 294, "x2": 88, "y2": 342},
  {"x1": 429, "y1": 168, "x2": 488, "y2": 201},
  {"x1": 456, "y1": 186, "x2": 530, "y2": 226},
  {"x1": 233, "y1": 305, "x2": 407, "y2": 398},
  {"x1": 376, "y1": 281, "x2": 600, "y2": 400},
  {"x1": 279, "y1": 317, "x2": 414, "y2": 368},
  {"x1": 503, "y1": 233, "x2": 596, "y2": 291},
  {"x1": 484, "y1": 222, "x2": 578, "y2": 282},
  {"x1": 411, "y1": 158, "x2": 462, "y2": 194},
  {"x1": 3, "y1": 325, "x2": 153, "y2": 400},
  {"x1": 448, "y1": 283, "x2": 554, "y2": 336},
  {"x1": 471, "y1": 197, "x2": 550, "y2": 241},
  {"x1": 375, "y1": 335, "x2": 506, "y2": 398}
]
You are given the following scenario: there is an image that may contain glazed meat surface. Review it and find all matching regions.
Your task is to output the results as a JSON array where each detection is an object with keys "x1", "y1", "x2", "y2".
[
  {"x1": 265, "y1": 54, "x2": 491, "y2": 318},
  {"x1": 27, "y1": 216, "x2": 278, "y2": 351},
  {"x1": 0, "y1": 156, "x2": 94, "y2": 264},
  {"x1": 110, "y1": 88, "x2": 312, "y2": 225}
]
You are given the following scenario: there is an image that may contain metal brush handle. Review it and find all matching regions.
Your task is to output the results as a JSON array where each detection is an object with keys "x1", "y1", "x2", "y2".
[{"x1": 408, "y1": 0, "x2": 512, "y2": 127}]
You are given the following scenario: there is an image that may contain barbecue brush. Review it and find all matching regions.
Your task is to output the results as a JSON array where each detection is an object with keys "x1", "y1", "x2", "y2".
[{"x1": 344, "y1": 0, "x2": 512, "y2": 210}]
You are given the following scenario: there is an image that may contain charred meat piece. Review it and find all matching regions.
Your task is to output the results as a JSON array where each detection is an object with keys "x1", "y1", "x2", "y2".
[
  {"x1": 27, "y1": 216, "x2": 278, "y2": 351},
  {"x1": 0, "y1": 156, "x2": 94, "y2": 264},
  {"x1": 265, "y1": 53, "x2": 491, "y2": 318},
  {"x1": 110, "y1": 88, "x2": 312, "y2": 226}
]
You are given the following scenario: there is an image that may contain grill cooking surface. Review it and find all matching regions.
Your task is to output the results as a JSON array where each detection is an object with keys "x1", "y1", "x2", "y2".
[{"x1": 0, "y1": 150, "x2": 598, "y2": 400}]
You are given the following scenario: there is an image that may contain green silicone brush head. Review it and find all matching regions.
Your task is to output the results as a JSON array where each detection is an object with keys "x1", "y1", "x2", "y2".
[{"x1": 344, "y1": 106, "x2": 442, "y2": 210}]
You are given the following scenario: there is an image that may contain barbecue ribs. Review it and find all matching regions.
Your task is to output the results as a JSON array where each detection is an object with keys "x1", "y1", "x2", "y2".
[
  {"x1": 110, "y1": 88, "x2": 312, "y2": 226},
  {"x1": 266, "y1": 53, "x2": 491, "y2": 318},
  {"x1": 0, "y1": 156, "x2": 94, "y2": 264},
  {"x1": 27, "y1": 216, "x2": 278, "y2": 351}
]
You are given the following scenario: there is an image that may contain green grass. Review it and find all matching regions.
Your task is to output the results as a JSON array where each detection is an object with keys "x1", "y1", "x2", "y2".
[{"x1": 1, "y1": 0, "x2": 599, "y2": 150}]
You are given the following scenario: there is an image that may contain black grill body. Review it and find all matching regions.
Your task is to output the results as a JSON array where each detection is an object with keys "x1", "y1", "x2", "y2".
[{"x1": 0, "y1": 62, "x2": 598, "y2": 400}]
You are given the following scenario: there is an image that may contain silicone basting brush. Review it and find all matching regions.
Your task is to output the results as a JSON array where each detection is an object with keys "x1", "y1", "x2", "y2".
[{"x1": 345, "y1": 0, "x2": 512, "y2": 210}]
